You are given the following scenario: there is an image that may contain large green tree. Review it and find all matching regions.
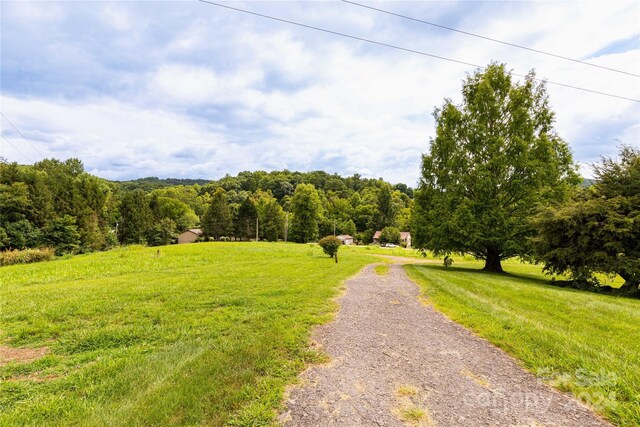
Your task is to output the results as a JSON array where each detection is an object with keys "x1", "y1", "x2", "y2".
[
  {"x1": 261, "y1": 199, "x2": 284, "y2": 242},
  {"x1": 118, "y1": 190, "x2": 153, "y2": 244},
  {"x1": 289, "y1": 184, "x2": 322, "y2": 243},
  {"x1": 234, "y1": 197, "x2": 258, "y2": 240},
  {"x1": 412, "y1": 63, "x2": 579, "y2": 272},
  {"x1": 532, "y1": 146, "x2": 639, "y2": 293},
  {"x1": 202, "y1": 188, "x2": 232, "y2": 240}
]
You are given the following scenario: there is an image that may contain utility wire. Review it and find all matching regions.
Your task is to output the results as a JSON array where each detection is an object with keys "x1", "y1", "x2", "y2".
[
  {"x1": 0, "y1": 112, "x2": 46, "y2": 158},
  {"x1": 1, "y1": 134, "x2": 32, "y2": 163},
  {"x1": 197, "y1": 0, "x2": 639, "y2": 103},
  {"x1": 342, "y1": 0, "x2": 640, "y2": 78}
]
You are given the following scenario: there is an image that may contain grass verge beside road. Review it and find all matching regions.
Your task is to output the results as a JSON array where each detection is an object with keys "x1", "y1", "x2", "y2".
[
  {"x1": 0, "y1": 242, "x2": 374, "y2": 426},
  {"x1": 405, "y1": 261, "x2": 640, "y2": 426}
]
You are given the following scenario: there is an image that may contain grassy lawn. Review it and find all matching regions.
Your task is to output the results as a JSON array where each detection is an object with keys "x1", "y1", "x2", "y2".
[
  {"x1": 343, "y1": 245, "x2": 428, "y2": 259},
  {"x1": 405, "y1": 260, "x2": 640, "y2": 427},
  {"x1": 0, "y1": 242, "x2": 375, "y2": 426}
]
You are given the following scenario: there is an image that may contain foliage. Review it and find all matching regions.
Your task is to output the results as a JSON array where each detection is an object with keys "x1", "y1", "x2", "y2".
[
  {"x1": 261, "y1": 199, "x2": 284, "y2": 242},
  {"x1": 376, "y1": 184, "x2": 396, "y2": 230},
  {"x1": 1, "y1": 157, "x2": 416, "y2": 253},
  {"x1": 0, "y1": 243, "x2": 375, "y2": 425},
  {"x1": 0, "y1": 227, "x2": 9, "y2": 249},
  {"x1": 406, "y1": 260, "x2": 640, "y2": 426},
  {"x1": 356, "y1": 229, "x2": 375, "y2": 245},
  {"x1": 202, "y1": 188, "x2": 232, "y2": 239},
  {"x1": 234, "y1": 197, "x2": 257, "y2": 240},
  {"x1": 342, "y1": 219, "x2": 356, "y2": 237},
  {"x1": 150, "y1": 194, "x2": 198, "y2": 232},
  {"x1": 289, "y1": 184, "x2": 322, "y2": 243},
  {"x1": 43, "y1": 215, "x2": 81, "y2": 255},
  {"x1": 4, "y1": 219, "x2": 42, "y2": 249},
  {"x1": 0, "y1": 247, "x2": 55, "y2": 266},
  {"x1": 146, "y1": 218, "x2": 178, "y2": 247},
  {"x1": 532, "y1": 146, "x2": 640, "y2": 294},
  {"x1": 412, "y1": 63, "x2": 579, "y2": 272},
  {"x1": 380, "y1": 227, "x2": 401, "y2": 245},
  {"x1": 318, "y1": 235, "x2": 342, "y2": 261},
  {"x1": 118, "y1": 177, "x2": 210, "y2": 192},
  {"x1": 118, "y1": 190, "x2": 153, "y2": 244}
]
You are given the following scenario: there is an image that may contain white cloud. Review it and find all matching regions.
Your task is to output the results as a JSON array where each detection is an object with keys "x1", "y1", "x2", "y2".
[{"x1": 1, "y1": 1, "x2": 638, "y2": 185}]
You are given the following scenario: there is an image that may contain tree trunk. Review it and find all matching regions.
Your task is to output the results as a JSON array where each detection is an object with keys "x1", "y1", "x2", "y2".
[
  {"x1": 483, "y1": 250, "x2": 503, "y2": 273},
  {"x1": 335, "y1": 252, "x2": 338, "y2": 264}
]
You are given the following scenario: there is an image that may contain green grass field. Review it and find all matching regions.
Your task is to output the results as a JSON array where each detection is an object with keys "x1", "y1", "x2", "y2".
[
  {"x1": 3, "y1": 243, "x2": 637, "y2": 426},
  {"x1": 405, "y1": 260, "x2": 640, "y2": 427},
  {"x1": 343, "y1": 244, "x2": 427, "y2": 259},
  {"x1": 0, "y1": 243, "x2": 375, "y2": 426}
]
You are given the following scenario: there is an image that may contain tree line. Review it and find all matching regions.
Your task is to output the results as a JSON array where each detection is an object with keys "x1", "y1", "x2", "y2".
[{"x1": 0, "y1": 160, "x2": 412, "y2": 253}]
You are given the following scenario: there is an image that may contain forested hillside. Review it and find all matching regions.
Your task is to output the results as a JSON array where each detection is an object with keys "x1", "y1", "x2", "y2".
[{"x1": 0, "y1": 158, "x2": 413, "y2": 254}]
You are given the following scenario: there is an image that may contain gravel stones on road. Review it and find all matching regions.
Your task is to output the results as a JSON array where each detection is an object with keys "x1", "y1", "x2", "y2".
[{"x1": 280, "y1": 263, "x2": 610, "y2": 427}]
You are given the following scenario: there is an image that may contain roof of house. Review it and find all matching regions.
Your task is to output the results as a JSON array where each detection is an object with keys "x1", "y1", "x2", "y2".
[
  {"x1": 373, "y1": 230, "x2": 410, "y2": 239},
  {"x1": 181, "y1": 228, "x2": 203, "y2": 235},
  {"x1": 336, "y1": 235, "x2": 353, "y2": 240}
]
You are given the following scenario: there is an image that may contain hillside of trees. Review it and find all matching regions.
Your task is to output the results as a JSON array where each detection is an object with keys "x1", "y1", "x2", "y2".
[
  {"x1": 0, "y1": 158, "x2": 413, "y2": 253},
  {"x1": 118, "y1": 177, "x2": 211, "y2": 192}
]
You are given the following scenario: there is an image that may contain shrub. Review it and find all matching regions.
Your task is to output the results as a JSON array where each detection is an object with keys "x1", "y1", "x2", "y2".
[
  {"x1": 380, "y1": 227, "x2": 401, "y2": 245},
  {"x1": 0, "y1": 247, "x2": 55, "y2": 266},
  {"x1": 318, "y1": 236, "x2": 341, "y2": 263},
  {"x1": 146, "y1": 218, "x2": 177, "y2": 247},
  {"x1": 43, "y1": 215, "x2": 81, "y2": 255}
]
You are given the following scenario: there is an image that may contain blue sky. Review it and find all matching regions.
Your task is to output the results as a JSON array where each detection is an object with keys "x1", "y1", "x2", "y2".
[{"x1": 1, "y1": 0, "x2": 639, "y2": 186}]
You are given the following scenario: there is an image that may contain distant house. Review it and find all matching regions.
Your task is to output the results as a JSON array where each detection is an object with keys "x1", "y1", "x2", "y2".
[
  {"x1": 372, "y1": 230, "x2": 411, "y2": 248},
  {"x1": 400, "y1": 232, "x2": 411, "y2": 248},
  {"x1": 336, "y1": 234, "x2": 354, "y2": 245},
  {"x1": 177, "y1": 228, "x2": 203, "y2": 244}
]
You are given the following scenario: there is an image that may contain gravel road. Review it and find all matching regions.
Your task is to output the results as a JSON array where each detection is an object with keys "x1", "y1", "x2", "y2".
[{"x1": 280, "y1": 263, "x2": 610, "y2": 427}]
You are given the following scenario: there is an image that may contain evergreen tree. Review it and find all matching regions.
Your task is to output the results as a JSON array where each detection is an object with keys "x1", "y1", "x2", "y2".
[
  {"x1": 118, "y1": 190, "x2": 153, "y2": 244},
  {"x1": 202, "y1": 188, "x2": 232, "y2": 240},
  {"x1": 235, "y1": 197, "x2": 258, "y2": 240},
  {"x1": 533, "y1": 146, "x2": 639, "y2": 293}
]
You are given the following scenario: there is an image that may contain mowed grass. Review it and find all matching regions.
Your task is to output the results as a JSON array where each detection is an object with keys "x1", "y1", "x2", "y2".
[
  {"x1": 0, "y1": 242, "x2": 375, "y2": 426},
  {"x1": 405, "y1": 260, "x2": 640, "y2": 426},
  {"x1": 344, "y1": 245, "x2": 428, "y2": 259}
]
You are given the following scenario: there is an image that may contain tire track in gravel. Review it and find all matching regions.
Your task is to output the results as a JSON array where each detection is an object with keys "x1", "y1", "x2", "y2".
[{"x1": 280, "y1": 262, "x2": 610, "y2": 427}]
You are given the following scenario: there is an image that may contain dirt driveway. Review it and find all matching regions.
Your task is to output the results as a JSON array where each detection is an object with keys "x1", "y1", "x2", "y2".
[{"x1": 280, "y1": 263, "x2": 610, "y2": 426}]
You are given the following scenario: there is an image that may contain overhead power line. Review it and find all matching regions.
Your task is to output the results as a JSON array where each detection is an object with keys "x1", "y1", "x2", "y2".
[
  {"x1": 0, "y1": 112, "x2": 46, "y2": 158},
  {"x1": 342, "y1": 0, "x2": 640, "y2": 78},
  {"x1": 1, "y1": 134, "x2": 32, "y2": 163},
  {"x1": 197, "y1": 0, "x2": 640, "y2": 103}
]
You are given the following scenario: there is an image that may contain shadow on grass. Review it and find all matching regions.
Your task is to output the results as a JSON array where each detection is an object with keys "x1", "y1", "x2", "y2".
[{"x1": 405, "y1": 263, "x2": 637, "y2": 300}]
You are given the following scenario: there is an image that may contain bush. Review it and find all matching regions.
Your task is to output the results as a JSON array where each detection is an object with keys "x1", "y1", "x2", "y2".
[
  {"x1": 0, "y1": 247, "x2": 55, "y2": 266},
  {"x1": 380, "y1": 227, "x2": 401, "y2": 245},
  {"x1": 43, "y1": 215, "x2": 81, "y2": 255},
  {"x1": 146, "y1": 218, "x2": 177, "y2": 247},
  {"x1": 318, "y1": 236, "x2": 341, "y2": 263}
]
